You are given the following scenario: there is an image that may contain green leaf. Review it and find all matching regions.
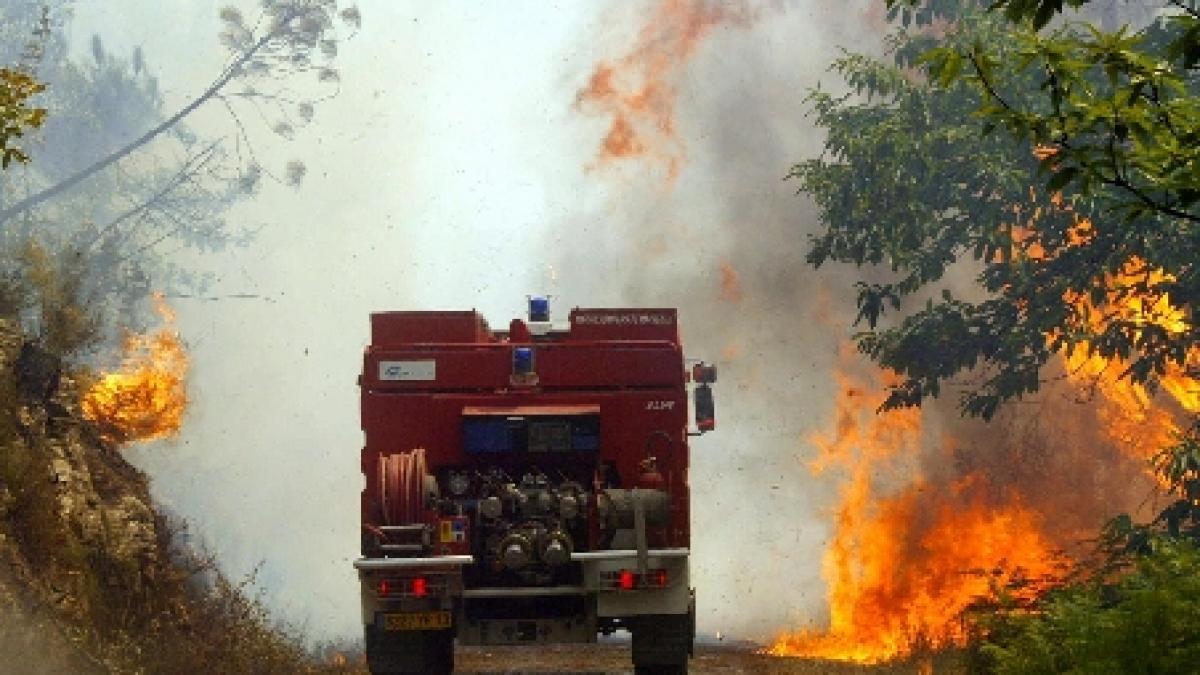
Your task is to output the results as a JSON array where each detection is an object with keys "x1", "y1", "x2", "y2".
[{"x1": 1046, "y1": 166, "x2": 1078, "y2": 193}]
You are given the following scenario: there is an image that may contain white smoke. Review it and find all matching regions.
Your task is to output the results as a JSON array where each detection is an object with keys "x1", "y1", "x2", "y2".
[{"x1": 69, "y1": 0, "x2": 895, "y2": 644}]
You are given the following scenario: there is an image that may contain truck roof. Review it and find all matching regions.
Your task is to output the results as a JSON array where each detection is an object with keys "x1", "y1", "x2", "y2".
[
  {"x1": 365, "y1": 308, "x2": 682, "y2": 392},
  {"x1": 370, "y1": 308, "x2": 679, "y2": 347}
]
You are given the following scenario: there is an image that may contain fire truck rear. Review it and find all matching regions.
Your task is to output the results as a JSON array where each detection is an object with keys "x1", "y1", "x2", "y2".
[{"x1": 355, "y1": 299, "x2": 716, "y2": 674}]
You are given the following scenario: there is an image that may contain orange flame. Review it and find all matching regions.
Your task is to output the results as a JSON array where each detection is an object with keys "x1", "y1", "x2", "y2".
[
  {"x1": 1058, "y1": 257, "x2": 1199, "y2": 462},
  {"x1": 574, "y1": 0, "x2": 751, "y2": 179},
  {"x1": 1007, "y1": 174, "x2": 1197, "y2": 459},
  {"x1": 770, "y1": 364, "x2": 1059, "y2": 662},
  {"x1": 773, "y1": 203, "x2": 1196, "y2": 663},
  {"x1": 721, "y1": 342, "x2": 741, "y2": 361},
  {"x1": 82, "y1": 294, "x2": 188, "y2": 444}
]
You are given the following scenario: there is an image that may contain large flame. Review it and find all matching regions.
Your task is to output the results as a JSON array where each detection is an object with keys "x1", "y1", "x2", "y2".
[
  {"x1": 769, "y1": 364, "x2": 1060, "y2": 663},
  {"x1": 1058, "y1": 255, "x2": 1199, "y2": 459},
  {"x1": 574, "y1": 0, "x2": 751, "y2": 179},
  {"x1": 82, "y1": 294, "x2": 188, "y2": 444},
  {"x1": 1006, "y1": 172, "x2": 1198, "y2": 447},
  {"x1": 770, "y1": 211, "x2": 1197, "y2": 663}
]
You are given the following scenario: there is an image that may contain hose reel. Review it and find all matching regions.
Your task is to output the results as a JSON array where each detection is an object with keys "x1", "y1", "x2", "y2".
[{"x1": 379, "y1": 447, "x2": 436, "y2": 526}]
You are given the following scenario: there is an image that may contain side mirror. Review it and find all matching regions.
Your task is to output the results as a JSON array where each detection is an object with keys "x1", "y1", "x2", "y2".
[
  {"x1": 691, "y1": 363, "x2": 717, "y2": 384},
  {"x1": 694, "y1": 383, "x2": 715, "y2": 433}
]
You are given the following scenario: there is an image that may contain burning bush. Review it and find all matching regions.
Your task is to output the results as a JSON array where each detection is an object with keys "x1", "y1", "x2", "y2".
[{"x1": 81, "y1": 294, "x2": 188, "y2": 444}]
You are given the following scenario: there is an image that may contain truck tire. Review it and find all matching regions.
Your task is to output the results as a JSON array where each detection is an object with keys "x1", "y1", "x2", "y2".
[
  {"x1": 365, "y1": 627, "x2": 453, "y2": 675},
  {"x1": 630, "y1": 612, "x2": 691, "y2": 674}
]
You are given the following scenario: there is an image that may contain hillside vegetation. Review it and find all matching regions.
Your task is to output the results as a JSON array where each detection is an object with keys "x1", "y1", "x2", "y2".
[{"x1": 0, "y1": 275, "x2": 356, "y2": 674}]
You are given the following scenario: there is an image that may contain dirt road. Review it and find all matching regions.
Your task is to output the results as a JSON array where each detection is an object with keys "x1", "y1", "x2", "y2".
[{"x1": 455, "y1": 642, "x2": 939, "y2": 674}]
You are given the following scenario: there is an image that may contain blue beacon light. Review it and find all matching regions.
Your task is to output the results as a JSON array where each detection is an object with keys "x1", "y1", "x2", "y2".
[
  {"x1": 513, "y1": 347, "x2": 535, "y2": 375},
  {"x1": 529, "y1": 296, "x2": 550, "y2": 322}
]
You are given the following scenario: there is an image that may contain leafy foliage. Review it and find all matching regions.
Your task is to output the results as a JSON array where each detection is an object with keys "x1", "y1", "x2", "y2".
[
  {"x1": 928, "y1": 2, "x2": 1200, "y2": 226},
  {"x1": 979, "y1": 538, "x2": 1200, "y2": 674},
  {"x1": 0, "y1": 67, "x2": 44, "y2": 169},
  {"x1": 798, "y1": 11, "x2": 1082, "y2": 417},
  {"x1": 800, "y1": 2, "x2": 1199, "y2": 418}
]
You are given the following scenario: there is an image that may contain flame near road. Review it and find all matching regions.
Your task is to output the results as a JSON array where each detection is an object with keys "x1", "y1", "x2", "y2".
[
  {"x1": 573, "y1": 3, "x2": 1200, "y2": 664},
  {"x1": 82, "y1": 294, "x2": 188, "y2": 444},
  {"x1": 768, "y1": 364, "x2": 1061, "y2": 663},
  {"x1": 770, "y1": 245, "x2": 1199, "y2": 662}
]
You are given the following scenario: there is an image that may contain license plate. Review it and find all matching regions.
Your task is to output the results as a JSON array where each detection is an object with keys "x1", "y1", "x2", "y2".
[{"x1": 383, "y1": 611, "x2": 451, "y2": 631}]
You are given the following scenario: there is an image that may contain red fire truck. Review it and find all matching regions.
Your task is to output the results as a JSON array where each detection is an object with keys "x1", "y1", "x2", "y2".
[{"x1": 354, "y1": 299, "x2": 716, "y2": 674}]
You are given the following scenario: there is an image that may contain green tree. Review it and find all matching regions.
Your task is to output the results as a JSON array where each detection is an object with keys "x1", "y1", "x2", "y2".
[
  {"x1": 0, "y1": 1, "x2": 360, "y2": 337},
  {"x1": 0, "y1": 1, "x2": 362, "y2": 227},
  {"x1": 800, "y1": 1, "x2": 1199, "y2": 419},
  {"x1": 914, "y1": 0, "x2": 1199, "y2": 233},
  {"x1": 0, "y1": 67, "x2": 45, "y2": 169}
]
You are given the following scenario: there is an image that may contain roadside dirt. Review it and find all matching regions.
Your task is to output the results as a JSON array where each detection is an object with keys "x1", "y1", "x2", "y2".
[{"x1": 455, "y1": 642, "x2": 937, "y2": 674}]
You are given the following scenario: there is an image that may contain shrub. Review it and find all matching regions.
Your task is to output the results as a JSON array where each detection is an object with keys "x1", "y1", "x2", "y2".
[{"x1": 980, "y1": 539, "x2": 1200, "y2": 675}]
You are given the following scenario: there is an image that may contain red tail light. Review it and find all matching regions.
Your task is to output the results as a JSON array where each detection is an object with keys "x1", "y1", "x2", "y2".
[
  {"x1": 653, "y1": 568, "x2": 668, "y2": 588},
  {"x1": 606, "y1": 568, "x2": 669, "y2": 590},
  {"x1": 378, "y1": 579, "x2": 390, "y2": 597},
  {"x1": 619, "y1": 569, "x2": 635, "y2": 591},
  {"x1": 411, "y1": 576, "x2": 428, "y2": 598}
]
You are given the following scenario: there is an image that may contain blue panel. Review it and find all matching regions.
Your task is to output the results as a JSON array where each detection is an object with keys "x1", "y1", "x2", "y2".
[
  {"x1": 570, "y1": 416, "x2": 600, "y2": 451},
  {"x1": 463, "y1": 418, "x2": 512, "y2": 453},
  {"x1": 570, "y1": 430, "x2": 600, "y2": 451}
]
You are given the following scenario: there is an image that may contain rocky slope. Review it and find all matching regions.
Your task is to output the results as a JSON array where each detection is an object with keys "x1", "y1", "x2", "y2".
[{"x1": 0, "y1": 318, "x2": 351, "y2": 674}]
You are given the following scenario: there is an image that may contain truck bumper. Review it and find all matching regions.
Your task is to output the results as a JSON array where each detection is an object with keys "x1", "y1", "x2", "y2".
[
  {"x1": 575, "y1": 547, "x2": 691, "y2": 617},
  {"x1": 355, "y1": 549, "x2": 691, "y2": 646}
]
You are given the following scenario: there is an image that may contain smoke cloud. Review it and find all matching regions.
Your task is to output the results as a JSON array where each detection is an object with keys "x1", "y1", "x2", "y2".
[
  {"x1": 51, "y1": 0, "x2": 1167, "y2": 650},
  {"x1": 551, "y1": 0, "x2": 896, "y2": 639},
  {"x1": 132, "y1": 0, "x2": 894, "y2": 643}
]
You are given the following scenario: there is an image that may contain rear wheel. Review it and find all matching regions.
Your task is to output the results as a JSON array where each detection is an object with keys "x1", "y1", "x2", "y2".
[
  {"x1": 630, "y1": 609, "x2": 693, "y2": 675},
  {"x1": 365, "y1": 626, "x2": 453, "y2": 675}
]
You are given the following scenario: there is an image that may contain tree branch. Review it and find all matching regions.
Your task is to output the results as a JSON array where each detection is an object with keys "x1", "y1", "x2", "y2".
[
  {"x1": 967, "y1": 46, "x2": 1200, "y2": 224},
  {"x1": 0, "y1": 8, "x2": 299, "y2": 228},
  {"x1": 85, "y1": 139, "x2": 223, "y2": 250}
]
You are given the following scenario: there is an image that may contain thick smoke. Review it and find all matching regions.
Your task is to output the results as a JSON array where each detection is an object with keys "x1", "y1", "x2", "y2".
[
  {"x1": 549, "y1": 0, "x2": 1166, "y2": 643},
  {"x1": 48, "y1": 0, "x2": 1169, "y2": 651},
  {"x1": 550, "y1": 0, "x2": 893, "y2": 639}
]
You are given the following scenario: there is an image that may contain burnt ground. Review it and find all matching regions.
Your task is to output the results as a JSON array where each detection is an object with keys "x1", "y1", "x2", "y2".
[{"x1": 454, "y1": 641, "x2": 952, "y2": 674}]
